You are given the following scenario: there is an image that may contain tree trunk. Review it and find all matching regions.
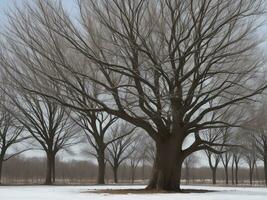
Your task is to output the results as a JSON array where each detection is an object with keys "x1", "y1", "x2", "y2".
[
  {"x1": 97, "y1": 153, "x2": 106, "y2": 184},
  {"x1": 52, "y1": 155, "x2": 56, "y2": 183},
  {"x1": 45, "y1": 152, "x2": 53, "y2": 185},
  {"x1": 146, "y1": 138, "x2": 182, "y2": 191},
  {"x1": 255, "y1": 163, "x2": 259, "y2": 185},
  {"x1": 113, "y1": 166, "x2": 118, "y2": 183},
  {"x1": 212, "y1": 168, "x2": 217, "y2": 185},
  {"x1": 224, "y1": 165, "x2": 229, "y2": 185},
  {"x1": 235, "y1": 162, "x2": 239, "y2": 185},
  {"x1": 231, "y1": 160, "x2": 235, "y2": 185},
  {"x1": 249, "y1": 164, "x2": 253, "y2": 186}
]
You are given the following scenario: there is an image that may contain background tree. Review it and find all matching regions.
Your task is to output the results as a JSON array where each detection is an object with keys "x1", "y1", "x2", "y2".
[
  {"x1": 232, "y1": 147, "x2": 242, "y2": 185},
  {"x1": 219, "y1": 126, "x2": 237, "y2": 185},
  {"x1": 250, "y1": 103, "x2": 267, "y2": 186},
  {"x1": 221, "y1": 148, "x2": 232, "y2": 185},
  {"x1": 242, "y1": 134, "x2": 258, "y2": 185},
  {"x1": 128, "y1": 135, "x2": 144, "y2": 184},
  {"x1": 106, "y1": 123, "x2": 136, "y2": 183},
  {"x1": 1, "y1": 0, "x2": 266, "y2": 191},
  {"x1": 205, "y1": 147, "x2": 221, "y2": 185},
  {"x1": 0, "y1": 108, "x2": 28, "y2": 184},
  {"x1": 2, "y1": 86, "x2": 79, "y2": 185},
  {"x1": 75, "y1": 112, "x2": 118, "y2": 184}
]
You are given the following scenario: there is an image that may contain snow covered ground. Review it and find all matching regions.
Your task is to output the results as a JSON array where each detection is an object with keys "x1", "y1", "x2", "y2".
[{"x1": 0, "y1": 185, "x2": 266, "y2": 200}]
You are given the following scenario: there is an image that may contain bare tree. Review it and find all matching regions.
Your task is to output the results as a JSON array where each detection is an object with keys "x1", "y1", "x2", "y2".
[
  {"x1": 221, "y1": 148, "x2": 232, "y2": 185},
  {"x1": 205, "y1": 134, "x2": 222, "y2": 185},
  {"x1": 219, "y1": 127, "x2": 235, "y2": 185},
  {"x1": 106, "y1": 123, "x2": 136, "y2": 183},
  {"x1": 128, "y1": 135, "x2": 144, "y2": 184},
  {"x1": 0, "y1": 108, "x2": 28, "y2": 184},
  {"x1": 255, "y1": 134, "x2": 267, "y2": 186},
  {"x1": 2, "y1": 87, "x2": 79, "y2": 185},
  {"x1": 242, "y1": 134, "x2": 258, "y2": 185},
  {"x1": 1, "y1": 0, "x2": 266, "y2": 191},
  {"x1": 232, "y1": 147, "x2": 242, "y2": 185},
  {"x1": 75, "y1": 112, "x2": 118, "y2": 184},
  {"x1": 249, "y1": 103, "x2": 267, "y2": 186},
  {"x1": 206, "y1": 151, "x2": 220, "y2": 185}
]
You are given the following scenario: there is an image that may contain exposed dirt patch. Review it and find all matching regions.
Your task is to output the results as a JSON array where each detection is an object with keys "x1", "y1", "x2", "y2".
[{"x1": 87, "y1": 188, "x2": 216, "y2": 195}]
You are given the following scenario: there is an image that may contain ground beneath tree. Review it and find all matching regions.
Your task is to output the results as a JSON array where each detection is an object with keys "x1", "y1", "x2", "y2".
[
  {"x1": 0, "y1": 185, "x2": 266, "y2": 200},
  {"x1": 91, "y1": 188, "x2": 214, "y2": 194}
]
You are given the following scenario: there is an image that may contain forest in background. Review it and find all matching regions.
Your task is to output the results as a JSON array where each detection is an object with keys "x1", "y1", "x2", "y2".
[{"x1": 0, "y1": 155, "x2": 266, "y2": 186}]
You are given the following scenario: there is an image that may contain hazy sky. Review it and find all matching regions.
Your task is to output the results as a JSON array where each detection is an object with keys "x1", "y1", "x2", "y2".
[{"x1": 0, "y1": 0, "x2": 78, "y2": 26}]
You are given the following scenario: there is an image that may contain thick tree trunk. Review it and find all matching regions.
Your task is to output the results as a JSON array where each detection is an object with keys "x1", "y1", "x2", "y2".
[
  {"x1": 97, "y1": 153, "x2": 106, "y2": 184},
  {"x1": 52, "y1": 155, "x2": 56, "y2": 183},
  {"x1": 45, "y1": 152, "x2": 53, "y2": 185},
  {"x1": 249, "y1": 165, "x2": 253, "y2": 186},
  {"x1": 212, "y1": 168, "x2": 217, "y2": 185},
  {"x1": 146, "y1": 138, "x2": 182, "y2": 191},
  {"x1": 113, "y1": 166, "x2": 118, "y2": 183}
]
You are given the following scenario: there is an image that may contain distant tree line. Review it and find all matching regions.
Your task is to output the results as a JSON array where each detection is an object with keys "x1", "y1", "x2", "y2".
[{"x1": 1, "y1": 155, "x2": 266, "y2": 186}]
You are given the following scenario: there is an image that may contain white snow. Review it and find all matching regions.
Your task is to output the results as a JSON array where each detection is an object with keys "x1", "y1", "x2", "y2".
[{"x1": 0, "y1": 185, "x2": 266, "y2": 200}]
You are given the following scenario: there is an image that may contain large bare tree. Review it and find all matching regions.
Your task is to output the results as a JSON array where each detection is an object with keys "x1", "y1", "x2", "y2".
[{"x1": 1, "y1": 0, "x2": 266, "y2": 191}]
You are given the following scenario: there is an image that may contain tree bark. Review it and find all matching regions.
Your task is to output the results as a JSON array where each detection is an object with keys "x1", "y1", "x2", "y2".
[
  {"x1": 52, "y1": 155, "x2": 56, "y2": 183},
  {"x1": 113, "y1": 166, "x2": 118, "y2": 183},
  {"x1": 231, "y1": 160, "x2": 235, "y2": 185},
  {"x1": 146, "y1": 138, "x2": 182, "y2": 191},
  {"x1": 45, "y1": 152, "x2": 53, "y2": 185},
  {"x1": 224, "y1": 166, "x2": 229, "y2": 185},
  {"x1": 235, "y1": 162, "x2": 239, "y2": 185},
  {"x1": 97, "y1": 151, "x2": 106, "y2": 184},
  {"x1": 249, "y1": 164, "x2": 253, "y2": 186}
]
